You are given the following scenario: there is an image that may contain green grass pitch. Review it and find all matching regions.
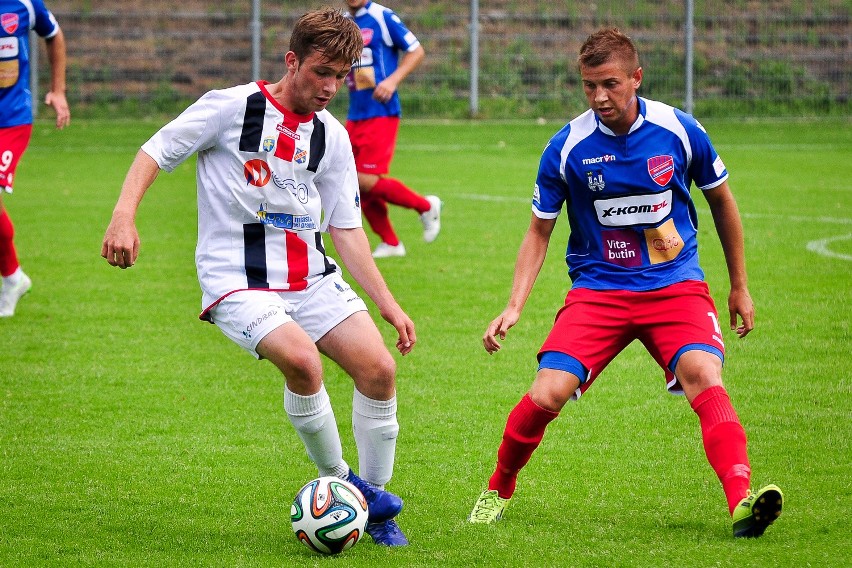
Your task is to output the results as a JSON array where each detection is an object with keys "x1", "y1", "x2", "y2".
[{"x1": 1, "y1": 117, "x2": 850, "y2": 567}]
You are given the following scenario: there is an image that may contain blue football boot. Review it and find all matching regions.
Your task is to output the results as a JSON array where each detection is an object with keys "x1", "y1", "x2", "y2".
[
  {"x1": 366, "y1": 519, "x2": 409, "y2": 546},
  {"x1": 346, "y1": 469, "x2": 403, "y2": 523}
]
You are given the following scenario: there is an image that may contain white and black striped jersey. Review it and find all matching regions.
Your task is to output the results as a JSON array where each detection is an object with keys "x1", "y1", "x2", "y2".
[{"x1": 141, "y1": 81, "x2": 362, "y2": 318}]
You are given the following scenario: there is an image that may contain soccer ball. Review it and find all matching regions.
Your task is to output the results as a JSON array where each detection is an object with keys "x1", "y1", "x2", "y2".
[{"x1": 291, "y1": 476, "x2": 369, "y2": 555}]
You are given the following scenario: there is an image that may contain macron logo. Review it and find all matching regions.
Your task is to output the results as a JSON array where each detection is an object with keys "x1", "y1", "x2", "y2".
[{"x1": 582, "y1": 154, "x2": 616, "y2": 165}]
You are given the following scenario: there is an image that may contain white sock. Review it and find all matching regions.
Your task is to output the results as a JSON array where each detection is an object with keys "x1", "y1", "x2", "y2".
[
  {"x1": 284, "y1": 384, "x2": 349, "y2": 479},
  {"x1": 2, "y1": 267, "x2": 22, "y2": 287},
  {"x1": 352, "y1": 389, "x2": 399, "y2": 488}
]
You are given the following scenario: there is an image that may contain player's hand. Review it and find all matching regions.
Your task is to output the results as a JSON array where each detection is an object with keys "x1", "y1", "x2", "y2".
[
  {"x1": 483, "y1": 309, "x2": 520, "y2": 354},
  {"x1": 45, "y1": 91, "x2": 70, "y2": 129},
  {"x1": 101, "y1": 214, "x2": 140, "y2": 269},
  {"x1": 728, "y1": 287, "x2": 755, "y2": 338},
  {"x1": 381, "y1": 306, "x2": 416, "y2": 356},
  {"x1": 372, "y1": 78, "x2": 398, "y2": 104}
]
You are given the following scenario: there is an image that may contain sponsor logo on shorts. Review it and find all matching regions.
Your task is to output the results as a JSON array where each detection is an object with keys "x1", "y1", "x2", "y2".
[{"x1": 242, "y1": 308, "x2": 279, "y2": 339}]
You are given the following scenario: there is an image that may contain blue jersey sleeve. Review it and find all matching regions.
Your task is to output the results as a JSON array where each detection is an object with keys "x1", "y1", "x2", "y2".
[
  {"x1": 533, "y1": 130, "x2": 570, "y2": 218},
  {"x1": 675, "y1": 109, "x2": 728, "y2": 190},
  {"x1": 32, "y1": 1, "x2": 59, "y2": 39},
  {"x1": 384, "y1": 10, "x2": 418, "y2": 52}
]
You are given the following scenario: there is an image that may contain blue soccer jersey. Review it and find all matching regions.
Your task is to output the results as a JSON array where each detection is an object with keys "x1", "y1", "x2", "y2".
[
  {"x1": 345, "y1": 1, "x2": 420, "y2": 121},
  {"x1": 534, "y1": 97, "x2": 729, "y2": 292},
  {"x1": 0, "y1": 0, "x2": 59, "y2": 127}
]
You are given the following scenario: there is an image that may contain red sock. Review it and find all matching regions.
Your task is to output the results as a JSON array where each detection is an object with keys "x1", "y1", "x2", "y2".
[
  {"x1": 370, "y1": 178, "x2": 430, "y2": 213},
  {"x1": 360, "y1": 191, "x2": 399, "y2": 246},
  {"x1": 691, "y1": 385, "x2": 751, "y2": 514},
  {"x1": 0, "y1": 209, "x2": 19, "y2": 277},
  {"x1": 488, "y1": 394, "x2": 559, "y2": 499}
]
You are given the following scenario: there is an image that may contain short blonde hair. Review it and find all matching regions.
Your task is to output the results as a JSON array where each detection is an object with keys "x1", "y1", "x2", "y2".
[{"x1": 578, "y1": 28, "x2": 639, "y2": 73}]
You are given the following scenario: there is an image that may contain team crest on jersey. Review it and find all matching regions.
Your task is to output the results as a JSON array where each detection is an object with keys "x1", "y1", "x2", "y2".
[
  {"x1": 586, "y1": 170, "x2": 605, "y2": 192},
  {"x1": 1, "y1": 14, "x2": 19, "y2": 34},
  {"x1": 294, "y1": 147, "x2": 307, "y2": 164},
  {"x1": 647, "y1": 155, "x2": 674, "y2": 187},
  {"x1": 262, "y1": 137, "x2": 275, "y2": 152},
  {"x1": 360, "y1": 28, "x2": 373, "y2": 46},
  {"x1": 244, "y1": 159, "x2": 271, "y2": 187}
]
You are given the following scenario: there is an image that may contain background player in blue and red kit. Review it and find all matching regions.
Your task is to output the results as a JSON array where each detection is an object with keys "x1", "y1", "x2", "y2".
[
  {"x1": 344, "y1": 0, "x2": 441, "y2": 259},
  {"x1": 0, "y1": 0, "x2": 69, "y2": 317},
  {"x1": 468, "y1": 28, "x2": 783, "y2": 538}
]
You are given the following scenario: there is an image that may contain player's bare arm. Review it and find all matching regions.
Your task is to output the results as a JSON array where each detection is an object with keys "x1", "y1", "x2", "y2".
[
  {"x1": 329, "y1": 226, "x2": 416, "y2": 355},
  {"x1": 703, "y1": 181, "x2": 755, "y2": 338},
  {"x1": 102, "y1": 150, "x2": 160, "y2": 269},
  {"x1": 44, "y1": 29, "x2": 70, "y2": 129},
  {"x1": 373, "y1": 45, "x2": 424, "y2": 104},
  {"x1": 484, "y1": 215, "x2": 556, "y2": 354}
]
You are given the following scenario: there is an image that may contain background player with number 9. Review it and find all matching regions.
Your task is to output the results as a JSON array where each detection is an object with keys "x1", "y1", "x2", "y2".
[{"x1": 0, "y1": 0, "x2": 70, "y2": 317}]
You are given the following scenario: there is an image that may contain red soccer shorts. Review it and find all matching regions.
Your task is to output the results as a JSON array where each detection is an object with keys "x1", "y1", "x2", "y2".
[
  {"x1": 346, "y1": 116, "x2": 399, "y2": 175},
  {"x1": 0, "y1": 124, "x2": 33, "y2": 192},
  {"x1": 538, "y1": 280, "x2": 726, "y2": 398}
]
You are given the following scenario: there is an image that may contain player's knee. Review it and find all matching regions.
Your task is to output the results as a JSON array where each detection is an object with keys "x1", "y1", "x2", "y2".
[
  {"x1": 371, "y1": 353, "x2": 397, "y2": 386},
  {"x1": 275, "y1": 351, "x2": 324, "y2": 392},
  {"x1": 356, "y1": 353, "x2": 397, "y2": 397},
  {"x1": 675, "y1": 350, "x2": 724, "y2": 397},
  {"x1": 529, "y1": 368, "x2": 578, "y2": 411},
  {"x1": 529, "y1": 382, "x2": 570, "y2": 412}
]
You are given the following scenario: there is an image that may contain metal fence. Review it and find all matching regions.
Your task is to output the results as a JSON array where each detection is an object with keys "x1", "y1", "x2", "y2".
[{"x1": 42, "y1": 1, "x2": 850, "y2": 119}]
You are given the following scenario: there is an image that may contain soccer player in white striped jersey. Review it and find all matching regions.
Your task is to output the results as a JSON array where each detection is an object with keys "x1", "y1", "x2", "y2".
[{"x1": 102, "y1": 8, "x2": 413, "y2": 546}]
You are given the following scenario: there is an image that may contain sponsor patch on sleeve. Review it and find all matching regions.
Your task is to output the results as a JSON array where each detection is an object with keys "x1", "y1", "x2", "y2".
[{"x1": 713, "y1": 156, "x2": 726, "y2": 178}]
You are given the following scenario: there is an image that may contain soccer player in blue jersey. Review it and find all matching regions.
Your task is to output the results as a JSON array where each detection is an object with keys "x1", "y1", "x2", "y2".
[
  {"x1": 0, "y1": 0, "x2": 69, "y2": 317},
  {"x1": 344, "y1": 0, "x2": 441, "y2": 259},
  {"x1": 468, "y1": 28, "x2": 782, "y2": 538}
]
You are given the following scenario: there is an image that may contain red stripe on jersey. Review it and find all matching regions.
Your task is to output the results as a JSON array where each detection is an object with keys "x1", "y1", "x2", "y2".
[
  {"x1": 285, "y1": 231, "x2": 309, "y2": 291},
  {"x1": 274, "y1": 115, "x2": 300, "y2": 162}
]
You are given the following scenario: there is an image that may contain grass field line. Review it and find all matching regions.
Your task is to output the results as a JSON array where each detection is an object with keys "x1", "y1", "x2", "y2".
[{"x1": 806, "y1": 234, "x2": 852, "y2": 261}]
